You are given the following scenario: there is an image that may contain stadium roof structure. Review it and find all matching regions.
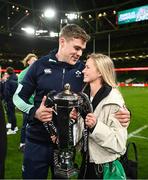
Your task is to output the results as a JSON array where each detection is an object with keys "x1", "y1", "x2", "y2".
[{"x1": 0, "y1": 0, "x2": 148, "y2": 68}]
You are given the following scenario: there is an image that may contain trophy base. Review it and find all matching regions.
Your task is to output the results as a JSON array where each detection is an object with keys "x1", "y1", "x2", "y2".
[{"x1": 54, "y1": 167, "x2": 78, "y2": 179}]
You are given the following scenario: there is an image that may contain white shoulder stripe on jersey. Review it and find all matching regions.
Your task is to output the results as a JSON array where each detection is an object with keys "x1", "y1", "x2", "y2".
[{"x1": 13, "y1": 84, "x2": 34, "y2": 114}]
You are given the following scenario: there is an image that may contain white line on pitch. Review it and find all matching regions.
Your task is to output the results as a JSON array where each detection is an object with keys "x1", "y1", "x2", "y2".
[
  {"x1": 131, "y1": 135, "x2": 148, "y2": 140},
  {"x1": 128, "y1": 125, "x2": 148, "y2": 139}
]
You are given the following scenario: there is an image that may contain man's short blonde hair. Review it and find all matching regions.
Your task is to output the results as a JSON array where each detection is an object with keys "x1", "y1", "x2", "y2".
[
  {"x1": 22, "y1": 53, "x2": 38, "y2": 67},
  {"x1": 59, "y1": 24, "x2": 90, "y2": 42}
]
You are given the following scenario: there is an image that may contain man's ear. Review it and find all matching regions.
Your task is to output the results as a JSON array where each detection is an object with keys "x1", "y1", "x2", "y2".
[{"x1": 59, "y1": 37, "x2": 65, "y2": 47}]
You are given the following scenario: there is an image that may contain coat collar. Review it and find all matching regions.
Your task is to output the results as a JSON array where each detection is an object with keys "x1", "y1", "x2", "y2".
[{"x1": 83, "y1": 83, "x2": 112, "y2": 111}]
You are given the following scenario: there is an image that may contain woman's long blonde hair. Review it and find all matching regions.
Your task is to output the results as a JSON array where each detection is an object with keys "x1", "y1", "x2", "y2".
[{"x1": 87, "y1": 53, "x2": 117, "y2": 87}]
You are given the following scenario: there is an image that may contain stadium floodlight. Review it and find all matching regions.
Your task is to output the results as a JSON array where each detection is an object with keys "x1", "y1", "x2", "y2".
[
  {"x1": 118, "y1": 57, "x2": 123, "y2": 60},
  {"x1": 98, "y1": 13, "x2": 102, "y2": 18},
  {"x1": 113, "y1": 10, "x2": 116, "y2": 15},
  {"x1": 50, "y1": 31, "x2": 58, "y2": 37},
  {"x1": 35, "y1": 29, "x2": 48, "y2": 36},
  {"x1": 112, "y1": 57, "x2": 117, "y2": 60},
  {"x1": 138, "y1": 55, "x2": 144, "y2": 58},
  {"x1": 103, "y1": 12, "x2": 107, "y2": 16},
  {"x1": 66, "y1": 13, "x2": 78, "y2": 20},
  {"x1": 125, "y1": 56, "x2": 130, "y2": 59},
  {"x1": 43, "y1": 8, "x2": 56, "y2": 18},
  {"x1": 21, "y1": 27, "x2": 35, "y2": 35},
  {"x1": 131, "y1": 56, "x2": 136, "y2": 59}
]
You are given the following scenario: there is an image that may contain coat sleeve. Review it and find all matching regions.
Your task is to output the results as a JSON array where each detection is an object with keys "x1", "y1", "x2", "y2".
[{"x1": 90, "y1": 104, "x2": 127, "y2": 155}]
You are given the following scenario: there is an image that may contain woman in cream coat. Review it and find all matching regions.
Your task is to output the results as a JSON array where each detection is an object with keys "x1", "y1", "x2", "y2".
[{"x1": 72, "y1": 53, "x2": 127, "y2": 179}]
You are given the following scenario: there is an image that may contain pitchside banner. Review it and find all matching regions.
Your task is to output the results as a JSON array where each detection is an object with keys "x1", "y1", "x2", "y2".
[{"x1": 117, "y1": 5, "x2": 148, "y2": 25}]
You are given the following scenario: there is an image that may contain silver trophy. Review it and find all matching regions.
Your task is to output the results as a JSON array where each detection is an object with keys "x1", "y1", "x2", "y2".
[{"x1": 44, "y1": 83, "x2": 93, "y2": 179}]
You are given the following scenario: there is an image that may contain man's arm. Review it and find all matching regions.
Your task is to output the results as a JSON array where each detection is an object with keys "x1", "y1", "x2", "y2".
[
  {"x1": 13, "y1": 62, "x2": 54, "y2": 123},
  {"x1": 13, "y1": 83, "x2": 34, "y2": 114}
]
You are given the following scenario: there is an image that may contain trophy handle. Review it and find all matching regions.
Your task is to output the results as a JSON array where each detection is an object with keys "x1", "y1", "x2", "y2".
[
  {"x1": 78, "y1": 92, "x2": 93, "y2": 120},
  {"x1": 44, "y1": 91, "x2": 58, "y2": 137}
]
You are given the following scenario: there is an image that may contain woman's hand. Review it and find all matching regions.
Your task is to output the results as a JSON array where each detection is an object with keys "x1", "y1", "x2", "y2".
[
  {"x1": 85, "y1": 113, "x2": 97, "y2": 129},
  {"x1": 115, "y1": 107, "x2": 130, "y2": 127}
]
